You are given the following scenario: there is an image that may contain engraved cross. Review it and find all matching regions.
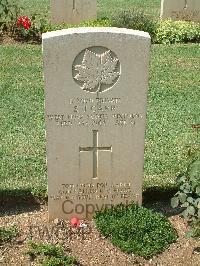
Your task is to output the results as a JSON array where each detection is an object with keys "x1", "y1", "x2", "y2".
[
  {"x1": 184, "y1": 0, "x2": 188, "y2": 9},
  {"x1": 73, "y1": 0, "x2": 76, "y2": 10},
  {"x1": 79, "y1": 130, "x2": 112, "y2": 179}
]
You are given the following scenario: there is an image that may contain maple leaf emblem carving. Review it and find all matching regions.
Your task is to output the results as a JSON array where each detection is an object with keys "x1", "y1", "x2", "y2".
[{"x1": 73, "y1": 49, "x2": 120, "y2": 93}]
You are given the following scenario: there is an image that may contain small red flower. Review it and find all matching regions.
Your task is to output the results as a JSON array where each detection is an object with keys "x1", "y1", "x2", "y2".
[
  {"x1": 17, "y1": 16, "x2": 31, "y2": 30},
  {"x1": 70, "y1": 217, "x2": 80, "y2": 228}
]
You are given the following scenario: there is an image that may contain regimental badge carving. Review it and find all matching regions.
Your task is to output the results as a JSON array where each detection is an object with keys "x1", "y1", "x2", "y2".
[{"x1": 73, "y1": 47, "x2": 121, "y2": 93}]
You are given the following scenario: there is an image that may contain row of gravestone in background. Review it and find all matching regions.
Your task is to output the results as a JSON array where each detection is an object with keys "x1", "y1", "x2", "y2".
[{"x1": 51, "y1": 0, "x2": 200, "y2": 25}]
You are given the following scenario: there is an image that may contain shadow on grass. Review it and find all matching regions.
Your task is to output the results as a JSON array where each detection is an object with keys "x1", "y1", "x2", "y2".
[
  {"x1": 0, "y1": 202, "x2": 42, "y2": 217},
  {"x1": 143, "y1": 186, "x2": 183, "y2": 217},
  {"x1": 0, "y1": 188, "x2": 47, "y2": 216},
  {"x1": 143, "y1": 186, "x2": 178, "y2": 203},
  {"x1": 0, "y1": 186, "x2": 180, "y2": 217}
]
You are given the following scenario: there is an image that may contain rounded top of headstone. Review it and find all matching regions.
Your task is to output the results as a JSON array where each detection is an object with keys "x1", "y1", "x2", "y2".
[{"x1": 42, "y1": 27, "x2": 151, "y2": 41}]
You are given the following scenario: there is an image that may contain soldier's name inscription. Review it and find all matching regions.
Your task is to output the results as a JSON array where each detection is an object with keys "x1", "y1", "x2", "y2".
[{"x1": 47, "y1": 97, "x2": 143, "y2": 127}]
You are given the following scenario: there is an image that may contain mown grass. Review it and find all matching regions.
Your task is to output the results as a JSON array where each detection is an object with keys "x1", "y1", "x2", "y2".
[
  {"x1": 15, "y1": 0, "x2": 160, "y2": 19},
  {"x1": 98, "y1": 0, "x2": 160, "y2": 18},
  {"x1": 0, "y1": 44, "x2": 47, "y2": 196},
  {"x1": 145, "y1": 44, "x2": 200, "y2": 187},
  {"x1": 0, "y1": 44, "x2": 199, "y2": 199}
]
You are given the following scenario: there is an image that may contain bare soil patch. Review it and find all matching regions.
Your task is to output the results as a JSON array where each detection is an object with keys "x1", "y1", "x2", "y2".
[{"x1": 0, "y1": 33, "x2": 41, "y2": 45}]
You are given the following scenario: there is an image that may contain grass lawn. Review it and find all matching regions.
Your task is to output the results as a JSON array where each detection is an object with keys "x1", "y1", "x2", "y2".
[
  {"x1": 15, "y1": 0, "x2": 160, "y2": 19},
  {"x1": 146, "y1": 44, "x2": 200, "y2": 188},
  {"x1": 0, "y1": 43, "x2": 199, "y2": 198},
  {"x1": 0, "y1": 45, "x2": 46, "y2": 196}
]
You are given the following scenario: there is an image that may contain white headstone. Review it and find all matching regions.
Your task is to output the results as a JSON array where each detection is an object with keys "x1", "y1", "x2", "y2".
[
  {"x1": 51, "y1": 0, "x2": 97, "y2": 25},
  {"x1": 161, "y1": 0, "x2": 200, "y2": 22},
  {"x1": 42, "y1": 27, "x2": 151, "y2": 220}
]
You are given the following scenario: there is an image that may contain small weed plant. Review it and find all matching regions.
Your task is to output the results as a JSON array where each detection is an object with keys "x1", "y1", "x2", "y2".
[
  {"x1": 95, "y1": 203, "x2": 177, "y2": 258},
  {"x1": 0, "y1": 225, "x2": 19, "y2": 244},
  {"x1": 171, "y1": 150, "x2": 200, "y2": 238},
  {"x1": 25, "y1": 241, "x2": 78, "y2": 266}
]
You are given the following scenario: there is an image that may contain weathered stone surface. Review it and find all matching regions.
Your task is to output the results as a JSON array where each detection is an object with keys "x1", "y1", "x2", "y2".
[
  {"x1": 51, "y1": 0, "x2": 97, "y2": 25},
  {"x1": 42, "y1": 27, "x2": 151, "y2": 220},
  {"x1": 161, "y1": 0, "x2": 200, "y2": 22}
]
